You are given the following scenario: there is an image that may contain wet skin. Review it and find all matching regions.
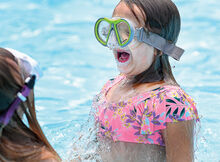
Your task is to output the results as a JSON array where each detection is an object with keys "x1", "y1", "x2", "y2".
[{"x1": 102, "y1": 1, "x2": 167, "y2": 162}]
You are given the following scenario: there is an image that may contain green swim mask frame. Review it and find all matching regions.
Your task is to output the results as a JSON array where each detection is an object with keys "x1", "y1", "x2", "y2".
[
  {"x1": 94, "y1": 17, "x2": 185, "y2": 61},
  {"x1": 95, "y1": 17, "x2": 134, "y2": 47}
]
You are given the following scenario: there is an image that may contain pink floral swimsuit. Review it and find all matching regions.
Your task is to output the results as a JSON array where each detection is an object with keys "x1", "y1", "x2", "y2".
[{"x1": 93, "y1": 74, "x2": 199, "y2": 146}]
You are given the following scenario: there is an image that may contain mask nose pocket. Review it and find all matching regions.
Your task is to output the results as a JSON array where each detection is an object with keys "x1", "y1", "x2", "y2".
[{"x1": 107, "y1": 30, "x2": 120, "y2": 50}]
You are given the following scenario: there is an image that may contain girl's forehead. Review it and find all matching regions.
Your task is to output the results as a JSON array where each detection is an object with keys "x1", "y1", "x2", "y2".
[{"x1": 113, "y1": 1, "x2": 145, "y2": 27}]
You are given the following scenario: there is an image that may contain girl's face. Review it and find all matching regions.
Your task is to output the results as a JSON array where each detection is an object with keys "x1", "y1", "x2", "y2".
[{"x1": 112, "y1": 1, "x2": 155, "y2": 77}]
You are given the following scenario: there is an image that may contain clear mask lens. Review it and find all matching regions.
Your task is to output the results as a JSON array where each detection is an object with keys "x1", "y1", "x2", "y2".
[
  {"x1": 98, "y1": 20, "x2": 111, "y2": 44},
  {"x1": 116, "y1": 21, "x2": 130, "y2": 44}
]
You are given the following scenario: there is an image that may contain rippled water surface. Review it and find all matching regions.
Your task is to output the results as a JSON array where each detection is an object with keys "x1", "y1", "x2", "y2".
[{"x1": 0, "y1": 0, "x2": 219, "y2": 161}]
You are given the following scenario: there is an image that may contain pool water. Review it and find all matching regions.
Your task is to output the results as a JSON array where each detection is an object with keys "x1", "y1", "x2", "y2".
[{"x1": 0, "y1": 0, "x2": 219, "y2": 161}]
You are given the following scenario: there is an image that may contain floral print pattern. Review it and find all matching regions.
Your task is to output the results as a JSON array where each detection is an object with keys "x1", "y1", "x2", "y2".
[{"x1": 93, "y1": 75, "x2": 199, "y2": 146}]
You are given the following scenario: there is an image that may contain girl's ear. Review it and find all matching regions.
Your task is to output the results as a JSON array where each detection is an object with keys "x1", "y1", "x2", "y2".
[
  {"x1": 154, "y1": 48, "x2": 157, "y2": 56},
  {"x1": 154, "y1": 49, "x2": 163, "y2": 56}
]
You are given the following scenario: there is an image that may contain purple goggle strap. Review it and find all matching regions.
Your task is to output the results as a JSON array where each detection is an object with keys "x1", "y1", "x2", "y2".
[{"x1": 0, "y1": 75, "x2": 36, "y2": 126}]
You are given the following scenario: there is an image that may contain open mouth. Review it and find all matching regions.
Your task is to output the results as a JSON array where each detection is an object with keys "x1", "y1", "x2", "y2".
[{"x1": 117, "y1": 50, "x2": 130, "y2": 63}]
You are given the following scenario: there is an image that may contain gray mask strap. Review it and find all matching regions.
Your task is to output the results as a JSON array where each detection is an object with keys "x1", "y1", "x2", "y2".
[{"x1": 135, "y1": 28, "x2": 184, "y2": 61}]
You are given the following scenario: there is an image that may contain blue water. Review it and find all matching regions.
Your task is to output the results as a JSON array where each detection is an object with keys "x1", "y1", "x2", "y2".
[{"x1": 0, "y1": 0, "x2": 219, "y2": 161}]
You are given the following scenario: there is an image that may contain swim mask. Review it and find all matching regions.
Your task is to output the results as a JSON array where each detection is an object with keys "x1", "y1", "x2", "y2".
[
  {"x1": 0, "y1": 75, "x2": 36, "y2": 127},
  {"x1": 94, "y1": 17, "x2": 184, "y2": 61},
  {"x1": 0, "y1": 48, "x2": 41, "y2": 129},
  {"x1": 5, "y1": 48, "x2": 42, "y2": 80}
]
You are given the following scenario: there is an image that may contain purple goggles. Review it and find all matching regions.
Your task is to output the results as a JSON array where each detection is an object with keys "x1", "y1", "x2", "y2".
[{"x1": 0, "y1": 75, "x2": 36, "y2": 127}]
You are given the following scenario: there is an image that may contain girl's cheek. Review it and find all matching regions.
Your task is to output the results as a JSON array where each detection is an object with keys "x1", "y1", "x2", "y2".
[{"x1": 128, "y1": 38, "x2": 142, "y2": 50}]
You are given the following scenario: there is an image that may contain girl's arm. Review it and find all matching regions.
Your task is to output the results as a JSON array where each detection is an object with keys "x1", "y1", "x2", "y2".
[{"x1": 162, "y1": 120, "x2": 194, "y2": 162}]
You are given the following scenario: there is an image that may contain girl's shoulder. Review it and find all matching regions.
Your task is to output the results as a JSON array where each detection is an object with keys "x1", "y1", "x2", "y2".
[
  {"x1": 159, "y1": 84, "x2": 196, "y2": 106},
  {"x1": 134, "y1": 84, "x2": 199, "y2": 119},
  {"x1": 132, "y1": 83, "x2": 196, "y2": 106},
  {"x1": 139, "y1": 84, "x2": 199, "y2": 142},
  {"x1": 151, "y1": 84, "x2": 199, "y2": 122}
]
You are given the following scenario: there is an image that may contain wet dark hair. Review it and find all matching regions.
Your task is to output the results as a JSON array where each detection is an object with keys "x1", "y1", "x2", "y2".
[
  {"x1": 117, "y1": 0, "x2": 181, "y2": 86},
  {"x1": 0, "y1": 48, "x2": 61, "y2": 161}
]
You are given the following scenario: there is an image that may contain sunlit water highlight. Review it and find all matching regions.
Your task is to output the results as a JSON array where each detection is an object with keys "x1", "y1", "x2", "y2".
[{"x1": 0, "y1": 0, "x2": 219, "y2": 161}]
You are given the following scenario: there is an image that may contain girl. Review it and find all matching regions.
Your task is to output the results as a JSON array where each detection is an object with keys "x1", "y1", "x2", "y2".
[
  {"x1": 0, "y1": 48, "x2": 61, "y2": 161},
  {"x1": 93, "y1": 0, "x2": 199, "y2": 161}
]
